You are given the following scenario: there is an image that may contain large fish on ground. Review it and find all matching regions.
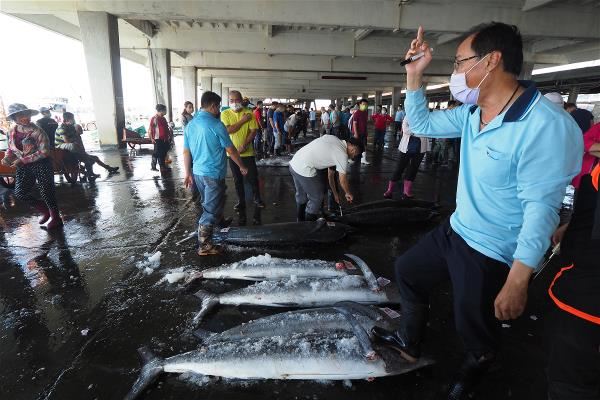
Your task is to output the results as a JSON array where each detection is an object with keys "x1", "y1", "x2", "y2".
[
  {"x1": 256, "y1": 155, "x2": 292, "y2": 167},
  {"x1": 345, "y1": 198, "x2": 439, "y2": 212},
  {"x1": 192, "y1": 272, "x2": 398, "y2": 325},
  {"x1": 212, "y1": 219, "x2": 352, "y2": 246},
  {"x1": 125, "y1": 312, "x2": 433, "y2": 399},
  {"x1": 330, "y1": 206, "x2": 437, "y2": 227},
  {"x1": 185, "y1": 253, "x2": 369, "y2": 283},
  {"x1": 194, "y1": 301, "x2": 402, "y2": 344}
]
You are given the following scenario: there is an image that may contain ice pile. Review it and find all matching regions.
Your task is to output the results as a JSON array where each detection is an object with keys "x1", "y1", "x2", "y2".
[{"x1": 137, "y1": 251, "x2": 162, "y2": 275}]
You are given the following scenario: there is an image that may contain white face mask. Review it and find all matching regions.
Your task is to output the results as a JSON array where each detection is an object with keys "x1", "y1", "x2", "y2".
[
  {"x1": 449, "y1": 54, "x2": 490, "y2": 105},
  {"x1": 231, "y1": 102, "x2": 242, "y2": 111}
]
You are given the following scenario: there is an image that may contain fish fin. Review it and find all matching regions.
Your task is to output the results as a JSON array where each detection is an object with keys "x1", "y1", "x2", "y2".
[
  {"x1": 273, "y1": 302, "x2": 299, "y2": 307},
  {"x1": 192, "y1": 290, "x2": 219, "y2": 326},
  {"x1": 344, "y1": 254, "x2": 380, "y2": 292},
  {"x1": 123, "y1": 347, "x2": 164, "y2": 400},
  {"x1": 193, "y1": 327, "x2": 216, "y2": 342}
]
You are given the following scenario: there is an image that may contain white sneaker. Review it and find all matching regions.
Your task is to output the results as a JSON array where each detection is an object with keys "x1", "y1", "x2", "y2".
[
  {"x1": 361, "y1": 159, "x2": 370, "y2": 165},
  {"x1": 348, "y1": 159, "x2": 355, "y2": 165}
]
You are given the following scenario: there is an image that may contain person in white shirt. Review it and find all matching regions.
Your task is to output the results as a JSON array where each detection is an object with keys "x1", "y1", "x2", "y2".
[
  {"x1": 383, "y1": 118, "x2": 427, "y2": 199},
  {"x1": 288, "y1": 135, "x2": 362, "y2": 221},
  {"x1": 320, "y1": 107, "x2": 330, "y2": 136}
]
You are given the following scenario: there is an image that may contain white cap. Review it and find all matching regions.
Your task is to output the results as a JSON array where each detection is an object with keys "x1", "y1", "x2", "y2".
[{"x1": 544, "y1": 92, "x2": 564, "y2": 107}]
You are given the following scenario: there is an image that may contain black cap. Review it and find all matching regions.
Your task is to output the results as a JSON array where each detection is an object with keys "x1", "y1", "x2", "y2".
[{"x1": 346, "y1": 136, "x2": 364, "y2": 153}]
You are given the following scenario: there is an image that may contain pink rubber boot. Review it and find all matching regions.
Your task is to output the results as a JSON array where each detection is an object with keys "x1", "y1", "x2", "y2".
[
  {"x1": 383, "y1": 181, "x2": 396, "y2": 198},
  {"x1": 403, "y1": 180, "x2": 414, "y2": 198}
]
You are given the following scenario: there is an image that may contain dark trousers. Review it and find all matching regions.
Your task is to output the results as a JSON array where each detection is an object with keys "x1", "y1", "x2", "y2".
[
  {"x1": 152, "y1": 139, "x2": 169, "y2": 167},
  {"x1": 14, "y1": 158, "x2": 59, "y2": 212},
  {"x1": 253, "y1": 128, "x2": 263, "y2": 157},
  {"x1": 289, "y1": 165, "x2": 324, "y2": 215},
  {"x1": 265, "y1": 129, "x2": 274, "y2": 154},
  {"x1": 374, "y1": 129, "x2": 386, "y2": 147},
  {"x1": 394, "y1": 121, "x2": 401, "y2": 135},
  {"x1": 228, "y1": 156, "x2": 261, "y2": 207},
  {"x1": 354, "y1": 134, "x2": 368, "y2": 162},
  {"x1": 395, "y1": 220, "x2": 510, "y2": 355},
  {"x1": 391, "y1": 151, "x2": 425, "y2": 182},
  {"x1": 547, "y1": 305, "x2": 600, "y2": 400}
]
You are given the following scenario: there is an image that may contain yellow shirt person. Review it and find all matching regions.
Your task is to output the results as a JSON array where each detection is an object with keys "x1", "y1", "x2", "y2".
[{"x1": 221, "y1": 107, "x2": 258, "y2": 157}]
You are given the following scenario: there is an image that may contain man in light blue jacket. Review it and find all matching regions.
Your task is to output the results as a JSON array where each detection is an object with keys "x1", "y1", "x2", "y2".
[{"x1": 372, "y1": 23, "x2": 583, "y2": 399}]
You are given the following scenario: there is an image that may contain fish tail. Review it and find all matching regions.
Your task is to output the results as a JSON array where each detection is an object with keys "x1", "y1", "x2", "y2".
[
  {"x1": 192, "y1": 290, "x2": 219, "y2": 326},
  {"x1": 124, "y1": 347, "x2": 164, "y2": 400}
]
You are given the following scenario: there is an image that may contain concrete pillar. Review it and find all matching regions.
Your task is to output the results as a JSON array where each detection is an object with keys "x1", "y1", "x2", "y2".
[
  {"x1": 520, "y1": 62, "x2": 534, "y2": 80},
  {"x1": 182, "y1": 66, "x2": 197, "y2": 109},
  {"x1": 222, "y1": 86, "x2": 230, "y2": 106},
  {"x1": 200, "y1": 75, "x2": 212, "y2": 97},
  {"x1": 213, "y1": 82, "x2": 222, "y2": 101},
  {"x1": 375, "y1": 90, "x2": 382, "y2": 107},
  {"x1": 77, "y1": 11, "x2": 124, "y2": 146},
  {"x1": 351, "y1": 95, "x2": 357, "y2": 105},
  {"x1": 568, "y1": 87, "x2": 579, "y2": 104},
  {"x1": 149, "y1": 48, "x2": 172, "y2": 121},
  {"x1": 391, "y1": 86, "x2": 403, "y2": 113}
]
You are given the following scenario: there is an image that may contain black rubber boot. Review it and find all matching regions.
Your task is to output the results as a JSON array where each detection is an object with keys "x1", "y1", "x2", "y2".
[
  {"x1": 304, "y1": 212, "x2": 319, "y2": 221},
  {"x1": 151, "y1": 156, "x2": 158, "y2": 171},
  {"x1": 447, "y1": 352, "x2": 495, "y2": 400},
  {"x1": 296, "y1": 203, "x2": 307, "y2": 222},
  {"x1": 371, "y1": 302, "x2": 428, "y2": 362}
]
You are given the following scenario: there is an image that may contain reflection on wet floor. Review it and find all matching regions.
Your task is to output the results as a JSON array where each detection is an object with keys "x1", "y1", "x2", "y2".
[{"x1": 0, "y1": 134, "x2": 551, "y2": 399}]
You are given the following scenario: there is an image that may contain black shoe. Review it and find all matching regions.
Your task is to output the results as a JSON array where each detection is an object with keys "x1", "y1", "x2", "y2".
[
  {"x1": 233, "y1": 202, "x2": 245, "y2": 211},
  {"x1": 447, "y1": 353, "x2": 495, "y2": 400},
  {"x1": 218, "y1": 216, "x2": 233, "y2": 228},
  {"x1": 150, "y1": 167, "x2": 159, "y2": 171},
  {"x1": 108, "y1": 166, "x2": 120, "y2": 173},
  {"x1": 304, "y1": 212, "x2": 319, "y2": 221},
  {"x1": 254, "y1": 199, "x2": 266, "y2": 208},
  {"x1": 296, "y1": 203, "x2": 307, "y2": 222},
  {"x1": 371, "y1": 326, "x2": 420, "y2": 363}
]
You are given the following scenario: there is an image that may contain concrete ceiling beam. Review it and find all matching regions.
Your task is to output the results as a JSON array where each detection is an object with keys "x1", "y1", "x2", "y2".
[
  {"x1": 522, "y1": 0, "x2": 558, "y2": 12},
  {"x1": 175, "y1": 52, "x2": 454, "y2": 76},
  {"x1": 123, "y1": 18, "x2": 155, "y2": 38},
  {"x1": 3, "y1": 0, "x2": 598, "y2": 40}
]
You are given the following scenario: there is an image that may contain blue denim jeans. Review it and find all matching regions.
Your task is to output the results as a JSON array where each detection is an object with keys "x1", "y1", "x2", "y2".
[{"x1": 193, "y1": 175, "x2": 226, "y2": 227}]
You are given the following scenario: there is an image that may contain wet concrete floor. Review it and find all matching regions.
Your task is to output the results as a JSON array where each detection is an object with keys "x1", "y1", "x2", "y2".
[{"x1": 0, "y1": 132, "x2": 557, "y2": 399}]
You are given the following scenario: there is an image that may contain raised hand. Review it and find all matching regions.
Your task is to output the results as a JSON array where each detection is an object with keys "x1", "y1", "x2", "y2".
[{"x1": 405, "y1": 26, "x2": 434, "y2": 89}]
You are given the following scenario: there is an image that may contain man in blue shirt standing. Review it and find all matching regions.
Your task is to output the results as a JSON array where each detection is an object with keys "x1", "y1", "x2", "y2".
[
  {"x1": 394, "y1": 105, "x2": 405, "y2": 138},
  {"x1": 272, "y1": 104, "x2": 286, "y2": 156},
  {"x1": 183, "y1": 91, "x2": 248, "y2": 256},
  {"x1": 371, "y1": 23, "x2": 583, "y2": 398}
]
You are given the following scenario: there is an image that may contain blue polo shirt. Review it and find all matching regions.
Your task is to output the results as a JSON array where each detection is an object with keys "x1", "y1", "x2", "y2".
[
  {"x1": 405, "y1": 81, "x2": 583, "y2": 268},
  {"x1": 273, "y1": 110, "x2": 285, "y2": 133},
  {"x1": 183, "y1": 110, "x2": 234, "y2": 180},
  {"x1": 395, "y1": 110, "x2": 405, "y2": 122}
]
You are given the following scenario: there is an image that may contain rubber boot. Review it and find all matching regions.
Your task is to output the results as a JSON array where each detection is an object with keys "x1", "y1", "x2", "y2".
[
  {"x1": 371, "y1": 302, "x2": 428, "y2": 362},
  {"x1": 34, "y1": 201, "x2": 51, "y2": 225},
  {"x1": 296, "y1": 203, "x2": 307, "y2": 222},
  {"x1": 45, "y1": 209, "x2": 63, "y2": 230},
  {"x1": 150, "y1": 156, "x2": 158, "y2": 171},
  {"x1": 304, "y1": 212, "x2": 319, "y2": 221},
  {"x1": 197, "y1": 224, "x2": 220, "y2": 256},
  {"x1": 383, "y1": 181, "x2": 396, "y2": 199},
  {"x1": 403, "y1": 180, "x2": 414, "y2": 198},
  {"x1": 447, "y1": 352, "x2": 496, "y2": 400}
]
